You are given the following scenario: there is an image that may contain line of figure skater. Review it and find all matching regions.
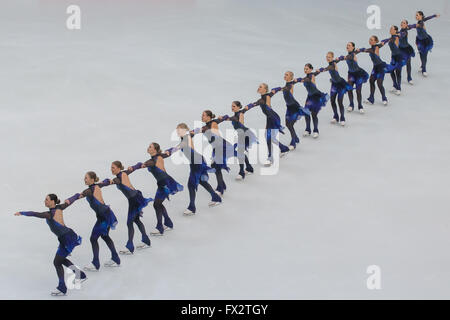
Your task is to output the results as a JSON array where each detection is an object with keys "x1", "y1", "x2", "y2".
[{"x1": 14, "y1": 11, "x2": 439, "y2": 296}]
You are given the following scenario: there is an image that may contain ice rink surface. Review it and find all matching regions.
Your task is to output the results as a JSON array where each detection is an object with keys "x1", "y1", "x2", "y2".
[{"x1": 1, "y1": 0, "x2": 450, "y2": 299}]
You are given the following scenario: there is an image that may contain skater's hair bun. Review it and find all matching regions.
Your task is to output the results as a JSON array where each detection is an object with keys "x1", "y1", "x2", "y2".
[
  {"x1": 371, "y1": 35, "x2": 379, "y2": 42},
  {"x1": 204, "y1": 110, "x2": 216, "y2": 119},
  {"x1": 417, "y1": 11, "x2": 424, "y2": 18},
  {"x1": 305, "y1": 63, "x2": 313, "y2": 70},
  {"x1": 232, "y1": 101, "x2": 242, "y2": 109},
  {"x1": 112, "y1": 161, "x2": 124, "y2": 170},
  {"x1": 327, "y1": 51, "x2": 334, "y2": 57},
  {"x1": 349, "y1": 42, "x2": 355, "y2": 49},
  {"x1": 402, "y1": 19, "x2": 409, "y2": 25},
  {"x1": 87, "y1": 171, "x2": 99, "y2": 183},
  {"x1": 177, "y1": 123, "x2": 190, "y2": 131},
  {"x1": 151, "y1": 142, "x2": 161, "y2": 153},
  {"x1": 392, "y1": 25, "x2": 399, "y2": 32},
  {"x1": 48, "y1": 194, "x2": 60, "y2": 204}
]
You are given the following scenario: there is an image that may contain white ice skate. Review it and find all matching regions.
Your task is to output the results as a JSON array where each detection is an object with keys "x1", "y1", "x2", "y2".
[
  {"x1": 235, "y1": 174, "x2": 244, "y2": 181},
  {"x1": 83, "y1": 263, "x2": 99, "y2": 272},
  {"x1": 208, "y1": 200, "x2": 222, "y2": 207},
  {"x1": 312, "y1": 132, "x2": 319, "y2": 139},
  {"x1": 50, "y1": 289, "x2": 66, "y2": 297},
  {"x1": 150, "y1": 229, "x2": 164, "y2": 236},
  {"x1": 395, "y1": 90, "x2": 401, "y2": 96},
  {"x1": 359, "y1": 108, "x2": 365, "y2": 114},
  {"x1": 263, "y1": 158, "x2": 272, "y2": 167},
  {"x1": 340, "y1": 121, "x2": 346, "y2": 126},
  {"x1": 383, "y1": 100, "x2": 388, "y2": 106},
  {"x1": 389, "y1": 87, "x2": 397, "y2": 93},
  {"x1": 330, "y1": 118, "x2": 337, "y2": 124},
  {"x1": 183, "y1": 209, "x2": 195, "y2": 216},
  {"x1": 288, "y1": 145, "x2": 295, "y2": 151},
  {"x1": 303, "y1": 131, "x2": 311, "y2": 137},
  {"x1": 104, "y1": 260, "x2": 120, "y2": 268},
  {"x1": 245, "y1": 170, "x2": 254, "y2": 175},
  {"x1": 136, "y1": 243, "x2": 151, "y2": 250},
  {"x1": 408, "y1": 80, "x2": 414, "y2": 85},
  {"x1": 280, "y1": 150, "x2": 289, "y2": 158},
  {"x1": 347, "y1": 106, "x2": 354, "y2": 112},
  {"x1": 119, "y1": 249, "x2": 133, "y2": 255},
  {"x1": 422, "y1": 72, "x2": 428, "y2": 77}
]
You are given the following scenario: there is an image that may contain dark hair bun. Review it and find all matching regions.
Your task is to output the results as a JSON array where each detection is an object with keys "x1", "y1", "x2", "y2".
[{"x1": 48, "y1": 194, "x2": 61, "y2": 204}]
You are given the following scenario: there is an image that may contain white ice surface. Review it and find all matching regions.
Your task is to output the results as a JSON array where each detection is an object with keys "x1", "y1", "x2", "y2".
[{"x1": 1, "y1": 0, "x2": 450, "y2": 299}]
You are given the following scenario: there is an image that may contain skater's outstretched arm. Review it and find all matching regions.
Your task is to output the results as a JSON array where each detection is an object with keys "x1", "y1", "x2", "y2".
[
  {"x1": 14, "y1": 211, "x2": 51, "y2": 218},
  {"x1": 423, "y1": 14, "x2": 439, "y2": 22},
  {"x1": 59, "y1": 193, "x2": 81, "y2": 209}
]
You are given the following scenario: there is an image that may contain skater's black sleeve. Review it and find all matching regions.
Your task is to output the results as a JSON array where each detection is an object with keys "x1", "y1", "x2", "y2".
[
  {"x1": 20, "y1": 211, "x2": 51, "y2": 219},
  {"x1": 58, "y1": 193, "x2": 81, "y2": 210},
  {"x1": 423, "y1": 15, "x2": 438, "y2": 23},
  {"x1": 143, "y1": 159, "x2": 156, "y2": 167},
  {"x1": 80, "y1": 188, "x2": 93, "y2": 198}
]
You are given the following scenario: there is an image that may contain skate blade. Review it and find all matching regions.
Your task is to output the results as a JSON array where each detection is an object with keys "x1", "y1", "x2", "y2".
[
  {"x1": 119, "y1": 250, "x2": 133, "y2": 255},
  {"x1": 50, "y1": 292, "x2": 66, "y2": 297},
  {"x1": 104, "y1": 263, "x2": 120, "y2": 268},
  {"x1": 209, "y1": 202, "x2": 222, "y2": 207},
  {"x1": 136, "y1": 245, "x2": 151, "y2": 250}
]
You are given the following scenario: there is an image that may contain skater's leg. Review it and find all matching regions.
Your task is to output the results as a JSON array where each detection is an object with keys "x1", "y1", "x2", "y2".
[
  {"x1": 338, "y1": 94, "x2": 345, "y2": 122},
  {"x1": 304, "y1": 114, "x2": 312, "y2": 133},
  {"x1": 187, "y1": 178, "x2": 197, "y2": 212},
  {"x1": 406, "y1": 57, "x2": 412, "y2": 81},
  {"x1": 330, "y1": 93, "x2": 339, "y2": 120},
  {"x1": 199, "y1": 180, "x2": 221, "y2": 202},
  {"x1": 265, "y1": 129, "x2": 272, "y2": 159},
  {"x1": 396, "y1": 68, "x2": 402, "y2": 90},
  {"x1": 377, "y1": 78, "x2": 387, "y2": 100},
  {"x1": 126, "y1": 219, "x2": 135, "y2": 251},
  {"x1": 153, "y1": 199, "x2": 165, "y2": 233},
  {"x1": 420, "y1": 52, "x2": 428, "y2": 72},
  {"x1": 286, "y1": 119, "x2": 298, "y2": 146},
  {"x1": 312, "y1": 111, "x2": 319, "y2": 133},
  {"x1": 161, "y1": 205, "x2": 173, "y2": 228},
  {"x1": 100, "y1": 232, "x2": 120, "y2": 263},
  {"x1": 390, "y1": 70, "x2": 398, "y2": 90},
  {"x1": 212, "y1": 162, "x2": 226, "y2": 194},
  {"x1": 134, "y1": 216, "x2": 150, "y2": 245},
  {"x1": 244, "y1": 154, "x2": 253, "y2": 172},
  {"x1": 89, "y1": 231, "x2": 101, "y2": 270},
  {"x1": 356, "y1": 85, "x2": 363, "y2": 109},
  {"x1": 53, "y1": 254, "x2": 67, "y2": 293},
  {"x1": 369, "y1": 75, "x2": 376, "y2": 99},
  {"x1": 347, "y1": 79, "x2": 355, "y2": 108}
]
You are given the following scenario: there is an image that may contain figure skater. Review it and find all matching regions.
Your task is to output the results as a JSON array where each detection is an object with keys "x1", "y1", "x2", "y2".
[
  {"x1": 71, "y1": 171, "x2": 120, "y2": 271},
  {"x1": 335, "y1": 42, "x2": 369, "y2": 113},
  {"x1": 165, "y1": 123, "x2": 222, "y2": 216},
  {"x1": 127, "y1": 143, "x2": 183, "y2": 236},
  {"x1": 14, "y1": 193, "x2": 87, "y2": 296},
  {"x1": 104, "y1": 161, "x2": 153, "y2": 255},
  {"x1": 316, "y1": 52, "x2": 353, "y2": 126},
  {"x1": 293, "y1": 64, "x2": 329, "y2": 138}
]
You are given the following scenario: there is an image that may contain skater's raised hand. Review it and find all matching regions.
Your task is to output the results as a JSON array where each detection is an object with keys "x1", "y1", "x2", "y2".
[
  {"x1": 127, "y1": 166, "x2": 134, "y2": 172},
  {"x1": 14, "y1": 212, "x2": 22, "y2": 216}
]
